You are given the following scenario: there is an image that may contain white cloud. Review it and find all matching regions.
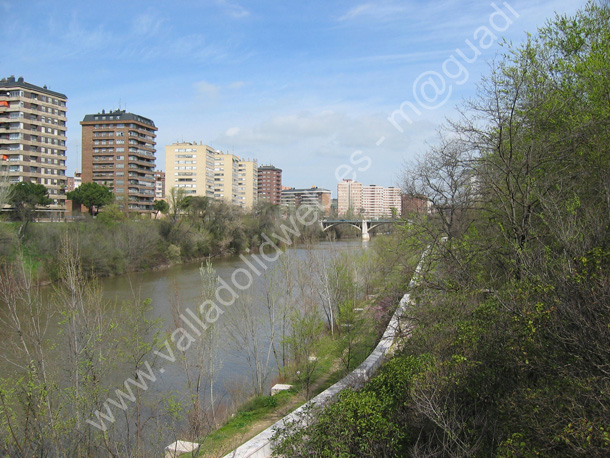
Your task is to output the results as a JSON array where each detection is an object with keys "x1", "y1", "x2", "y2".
[
  {"x1": 338, "y1": 3, "x2": 374, "y2": 21},
  {"x1": 193, "y1": 80, "x2": 247, "y2": 100},
  {"x1": 194, "y1": 81, "x2": 221, "y2": 99},
  {"x1": 214, "y1": 0, "x2": 249, "y2": 19},
  {"x1": 337, "y1": 1, "x2": 409, "y2": 22},
  {"x1": 132, "y1": 12, "x2": 165, "y2": 38}
]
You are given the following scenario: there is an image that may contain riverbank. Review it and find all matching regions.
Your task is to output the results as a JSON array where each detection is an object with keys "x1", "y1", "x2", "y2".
[
  {"x1": 0, "y1": 220, "x2": 411, "y2": 458},
  {"x1": 190, "y1": 292, "x2": 385, "y2": 458},
  {"x1": 0, "y1": 205, "x2": 331, "y2": 283}
]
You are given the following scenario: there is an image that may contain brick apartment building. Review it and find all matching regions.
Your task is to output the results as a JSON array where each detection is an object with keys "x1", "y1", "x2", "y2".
[
  {"x1": 257, "y1": 165, "x2": 282, "y2": 205},
  {"x1": 81, "y1": 109, "x2": 157, "y2": 213},
  {"x1": 281, "y1": 186, "x2": 331, "y2": 215}
]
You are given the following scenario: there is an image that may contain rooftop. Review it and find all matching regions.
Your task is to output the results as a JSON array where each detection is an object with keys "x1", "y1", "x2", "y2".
[
  {"x1": 81, "y1": 109, "x2": 156, "y2": 128},
  {"x1": 259, "y1": 165, "x2": 282, "y2": 172},
  {"x1": 281, "y1": 187, "x2": 331, "y2": 193},
  {"x1": 0, "y1": 75, "x2": 67, "y2": 100}
]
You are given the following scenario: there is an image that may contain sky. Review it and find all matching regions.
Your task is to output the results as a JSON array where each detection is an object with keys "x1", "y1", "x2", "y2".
[{"x1": 2, "y1": 0, "x2": 589, "y2": 195}]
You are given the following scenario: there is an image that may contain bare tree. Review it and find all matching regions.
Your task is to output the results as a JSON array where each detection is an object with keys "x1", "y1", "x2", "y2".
[
  {"x1": 402, "y1": 133, "x2": 477, "y2": 243},
  {"x1": 224, "y1": 293, "x2": 273, "y2": 396},
  {"x1": 170, "y1": 261, "x2": 222, "y2": 437}
]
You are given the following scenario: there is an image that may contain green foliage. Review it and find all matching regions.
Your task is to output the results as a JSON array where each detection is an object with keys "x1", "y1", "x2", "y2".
[
  {"x1": 8, "y1": 181, "x2": 52, "y2": 222},
  {"x1": 67, "y1": 182, "x2": 113, "y2": 215},
  {"x1": 276, "y1": 3, "x2": 610, "y2": 457},
  {"x1": 273, "y1": 355, "x2": 427, "y2": 457},
  {"x1": 153, "y1": 199, "x2": 169, "y2": 217},
  {"x1": 95, "y1": 203, "x2": 127, "y2": 225}
]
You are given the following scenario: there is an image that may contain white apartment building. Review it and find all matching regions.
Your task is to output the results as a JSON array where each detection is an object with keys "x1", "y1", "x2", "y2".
[
  {"x1": 337, "y1": 179, "x2": 402, "y2": 218},
  {"x1": 165, "y1": 142, "x2": 215, "y2": 198}
]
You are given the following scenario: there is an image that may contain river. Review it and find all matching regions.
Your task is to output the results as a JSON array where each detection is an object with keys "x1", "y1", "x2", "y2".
[
  {"x1": 0, "y1": 238, "x2": 366, "y2": 453},
  {"x1": 97, "y1": 238, "x2": 363, "y2": 397}
]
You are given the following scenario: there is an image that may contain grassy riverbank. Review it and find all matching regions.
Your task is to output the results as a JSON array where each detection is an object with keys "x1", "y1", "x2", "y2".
[
  {"x1": 0, "y1": 217, "x2": 412, "y2": 458},
  {"x1": 190, "y1": 294, "x2": 388, "y2": 458}
]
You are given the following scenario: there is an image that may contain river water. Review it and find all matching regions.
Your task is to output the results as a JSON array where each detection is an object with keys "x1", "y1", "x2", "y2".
[
  {"x1": 96, "y1": 238, "x2": 365, "y2": 409},
  {"x1": 0, "y1": 238, "x2": 366, "y2": 453}
]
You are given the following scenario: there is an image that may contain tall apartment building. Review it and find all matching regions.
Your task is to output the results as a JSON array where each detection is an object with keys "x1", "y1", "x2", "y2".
[
  {"x1": 281, "y1": 186, "x2": 331, "y2": 215},
  {"x1": 213, "y1": 152, "x2": 239, "y2": 205},
  {"x1": 213, "y1": 152, "x2": 257, "y2": 209},
  {"x1": 165, "y1": 142, "x2": 258, "y2": 209},
  {"x1": 337, "y1": 179, "x2": 402, "y2": 218},
  {"x1": 361, "y1": 185, "x2": 385, "y2": 218},
  {"x1": 257, "y1": 165, "x2": 282, "y2": 205},
  {"x1": 81, "y1": 110, "x2": 157, "y2": 213},
  {"x1": 337, "y1": 179, "x2": 362, "y2": 215},
  {"x1": 0, "y1": 76, "x2": 68, "y2": 217},
  {"x1": 383, "y1": 187, "x2": 402, "y2": 217},
  {"x1": 164, "y1": 142, "x2": 215, "y2": 198},
  {"x1": 237, "y1": 159, "x2": 258, "y2": 209}
]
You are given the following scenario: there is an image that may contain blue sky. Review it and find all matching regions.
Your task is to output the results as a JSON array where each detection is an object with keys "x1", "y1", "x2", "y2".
[{"x1": 2, "y1": 0, "x2": 588, "y2": 194}]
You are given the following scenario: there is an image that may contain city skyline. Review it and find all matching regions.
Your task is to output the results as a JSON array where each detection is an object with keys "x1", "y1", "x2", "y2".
[{"x1": 2, "y1": 0, "x2": 587, "y2": 193}]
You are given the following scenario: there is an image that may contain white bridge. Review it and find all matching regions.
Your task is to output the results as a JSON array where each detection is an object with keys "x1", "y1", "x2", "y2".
[{"x1": 320, "y1": 219, "x2": 399, "y2": 241}]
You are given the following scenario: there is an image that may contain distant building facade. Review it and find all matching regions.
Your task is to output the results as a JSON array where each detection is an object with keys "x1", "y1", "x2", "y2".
[
  {"x1": 337, "y1": 179, "x2": 362, "y2": 215},
  {"x1": 164, "y1": 142, "x2": 215, "y2": 198},
  {"x1": 66, "y1": 170, "x2": 81, "y2": 193},
  {"x1": 337, "y1": 179, "x2": 402, "y2": 218},
  {"x1": 154, "y1": 170, "x2": 165, "y2": 200},
  {"x1": 0, "y1": 76, "x2": 68, "y2": 217},
  {"x1": 401, "y1": 194, "x2": 431, "y2": 215},
  {"x1": 213, "y1": 152, "x2": 239, "y2": 205},
  {"x1": 165, "y1": 142, "x2": 257, "y2": 209},
  {"x1": 281, "y1": 186, "x2": 331, "y2": 215},
  {"x1": 383, "y1": 187, "x2": 402, "y2": 217},
  {"x1": 237, "y1": 158, "x2": 258, "y2": 209},
  {"x1": 81, "y1": 109, "x2": 157, "y2": 213},
  {"x1": 257, "y1": 165, "x2": 282, "y2": 205}
]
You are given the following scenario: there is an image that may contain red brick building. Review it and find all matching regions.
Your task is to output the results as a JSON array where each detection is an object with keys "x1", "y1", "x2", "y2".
[
  {"x1": 81, "y1": 109, "x2": 157, "y2": 213},
  {"x1": 257, "y1": 165, "x2": 282, "y2": 205}
]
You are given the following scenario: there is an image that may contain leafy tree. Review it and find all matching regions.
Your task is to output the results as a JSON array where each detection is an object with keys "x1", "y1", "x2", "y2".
[
  {"x1": 96, "y1": 203, "x2": 127, "y2": 225},
  {"x1": 67, "y1": 182, "x2": 113, "y2": 216},
  {"x1": 153, "y1": 199, "x2": 169, "y2": 219},
  {"x1": 184, "y1": 195, "x2": 208, "y2": 218},
  {"x1": 8, "y1": 181, "x2": 52, "y2": 237},
  {"x1": 8, "y1": 181, "x2": 52, "y2": 221},
  {"x1": 275, "y1": 3, "x2": 610, "y2": 457}
]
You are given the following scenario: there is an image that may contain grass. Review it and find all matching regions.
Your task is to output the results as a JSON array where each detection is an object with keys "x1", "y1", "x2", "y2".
[
  {"x1": 192, "y1": 390, "x2": 296, "y2": 457},
  {"x1": 188, "y1": 314, "x2": 382, "y2": 457}
]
